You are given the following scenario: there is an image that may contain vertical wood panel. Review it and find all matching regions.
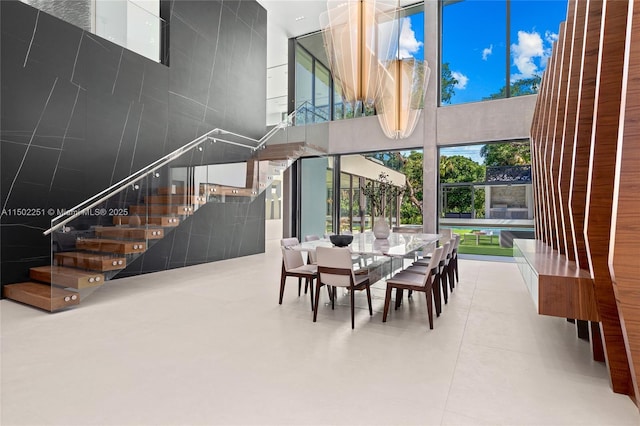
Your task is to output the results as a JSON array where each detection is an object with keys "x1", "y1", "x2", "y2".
[
  {"x1": 585, "y1": 0, "x2": 633, "y2": 397},
  {"x1": 559, "y1": 0, "x2": 583, "y2": 263},
  {"x1": 551, "y1": 19, "x2": 572, "y2": 254},
  {"x1": 530, "y1": 81, "x2": 543, "y2": 240},
  {"x1": 610, "y1": 0, "x2": 640, "y2": 404},
  {"x1": 533, "y1": 53, "x2": 556, "y2": 242},
  {"x1": 543, "y1": 36, "x2": 563, "y2": 249},
  {"x1": 571, "y1": 0, "x2": 602, "y2": 272}
]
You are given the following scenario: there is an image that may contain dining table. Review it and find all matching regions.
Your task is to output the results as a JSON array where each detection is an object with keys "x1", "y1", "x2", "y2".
[
  {"x1": 295, "y1": 231, "x2": 441, "y2": 258},
  {"x1": 291, "y1": 231, "x2": 442, "y2": 305}
]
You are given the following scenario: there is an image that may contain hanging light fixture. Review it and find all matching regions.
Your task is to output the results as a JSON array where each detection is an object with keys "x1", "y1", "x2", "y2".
[
  {"x1": 320, "y1": 0, "x2": 429, "y2": 139},
  {"x1": 376, "y1": 57, "x2": 430, "y2": 139}
]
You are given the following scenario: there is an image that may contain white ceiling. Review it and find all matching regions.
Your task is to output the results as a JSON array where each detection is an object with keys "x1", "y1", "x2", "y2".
[
  {"x1": 256, "y1": 0, "x2": 328, "y2": 38},
  {"x1": 257, "y1": 1, "x2": 424, "y2": 38}
]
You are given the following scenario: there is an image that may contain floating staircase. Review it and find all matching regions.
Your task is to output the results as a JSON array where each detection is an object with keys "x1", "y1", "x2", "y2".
[{"x1": 3, "y1": 118, "x2": 325, "y2": 311}]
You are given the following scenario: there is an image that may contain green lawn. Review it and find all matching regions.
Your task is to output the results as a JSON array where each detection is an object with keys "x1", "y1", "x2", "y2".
[{"x1": 451, "y1": 229, "x2": 514, "y2": 257}]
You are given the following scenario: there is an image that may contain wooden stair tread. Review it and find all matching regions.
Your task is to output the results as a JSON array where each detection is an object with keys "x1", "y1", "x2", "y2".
[
  {"x1": 54, "y1": 252, "x2": 126, "y2": 271},
  {"x1": 255, "y1": 142, "x2": 305, "y2": 160},
  {"x1": 94, "y1": 226, "x2": 164, "y2": 239},
  {"x1": 3, "y1": 282, "x2": 79, "y2": 312},
  {"x1": 145, "y1": 195, "x2": 207, "y2": 204},
  {"x1": 157, "y1": 185, "x2": 255, "y2": 197},
  {"x1": 76, "y1": 238, "x2": 146, "y2": 254},
  {"x1": 129, "y1": 205, "x2": 194, "y2": 215},
  {"x1": 30, "y1": 266, "x2": 104, "y2": 289},
  {"x1": 113, "y1": 216, "x2": 179, "y2": 226}
]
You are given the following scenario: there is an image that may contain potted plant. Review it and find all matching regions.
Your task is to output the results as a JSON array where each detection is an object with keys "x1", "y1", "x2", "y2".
[{"x1": 362, "y1": 172, "x2": 405, "y2": 239}]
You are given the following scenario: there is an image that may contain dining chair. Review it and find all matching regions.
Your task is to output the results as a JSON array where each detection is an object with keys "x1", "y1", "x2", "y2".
[
  {"x1": 279, "y1": 240, "x2": 317, "y2": 310},
  {"x1": 414, "y1": 240, "x2": 451, "y2": 305},
  {"x1": 315, "y1": 246, "x2": 373, "y2": 329},
  {"x1": 280, "y1": 238, "x2": 305, "y2": 294},
  {"x1": 401, "y1": 252, "x2": 447, "y2": 318},
  {"x1": 382, "y1": 246, "x2": 444, "y2": 330},
  {"x1": 451, "y1": 234, "x2": 461, "y2": 285},
  {"x1": 443, "y1": 237, "x2": 457, "y2": 292}
]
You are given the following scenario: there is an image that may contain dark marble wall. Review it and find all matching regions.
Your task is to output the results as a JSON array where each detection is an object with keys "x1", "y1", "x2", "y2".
[
  {"x1": 118, "y1": 194, "x2": 266, "y2": 278},
  {"x1": 0, "y1": 0, "x2": 267, "y2": 286}
]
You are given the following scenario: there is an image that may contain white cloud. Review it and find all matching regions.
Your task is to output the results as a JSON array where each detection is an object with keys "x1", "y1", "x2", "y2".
[
  {"x1": 482, "y1": 44, "x2": 493, "y2": 61},
  {"x1": 511, "y1": 30, "x2": 545, "y2": 80},
  {"x1": 451, "y1": 71, "x2": 468, "y2": 89},
  {"x1": 398, "y1": 17, "x2": 423, "y2": 59},
  {"x1": 545, "y1": 30, "x2": 559, "y2": 44}
]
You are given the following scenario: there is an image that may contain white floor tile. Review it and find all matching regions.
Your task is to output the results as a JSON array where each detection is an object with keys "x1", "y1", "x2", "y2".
[{"x1": 1, "y1": 245, "x2": 639, "y2": 425}]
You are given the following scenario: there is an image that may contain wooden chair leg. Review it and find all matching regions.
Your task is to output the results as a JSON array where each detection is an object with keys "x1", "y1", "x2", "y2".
[
  {"x1": 279, "y1": 274, "x2": 286, "y2": 305},
  {"x1": 433, "y1": 275, "x2": 442, "y2": 317},
  {"x1": 426, "y1": 286, "x2": 434, "y2": 330},
  {"x1": 298, "y1": 277, "x2": 302, "y2": 296},
  {"x1": 395, "y1": 289, "x2": 404, "y2": 309},
  {"x1": 313, "y1": 280, "x2": 322, "y2": 322},
  {"x1": 441, "y1": 268, "x2": 449, "y2": 304},
  {"x1": 331, "y1": 286, "x2": 335, "y2": 310},
  {"x1": 448, "y1": 265, "x2": 455, "y2": 291},
  {"x1": 350, "y1": 285, "x2": 355, "y2": 329},
  {"x1": 308, "y1": 278, "x2": 314, "y2": 311},
  {"x1": 366, "y1": 285, "x2": 372, "y2": 316},
  {"x1": 454, "y1": 258, "x2": 459, "y2": 283},
  {"x1": 383, "y1": 286, "x2": 393, "y2": 322}
]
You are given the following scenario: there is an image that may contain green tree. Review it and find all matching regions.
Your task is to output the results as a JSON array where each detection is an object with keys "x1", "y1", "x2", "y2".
[
  {"x1": 399, "y1": 151, "x2": 424, "y2": 224},
  {"x1": 485, "y1": 76, "x2": 541, "y2": 100},
  {"x1": 440, "y1": 155, "x2": 485, "y2": 183},
  {"x1": 440, "y1": 155, "x2": 485, "y2": 215},
  {"x1": 441, "y1": 62, "x2": 458, "y2": 104},
  {"x1": 480, "y1": 142, "x2": 531, "y2": 167},
  {"x1": 368, "y1": 151, "x2": 423, "y2": 224}
]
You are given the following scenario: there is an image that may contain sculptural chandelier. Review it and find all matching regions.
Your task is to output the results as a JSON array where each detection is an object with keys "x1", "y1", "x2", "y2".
[{"x1": 320, "y1": 0, "x2": 429, "y2": 139}]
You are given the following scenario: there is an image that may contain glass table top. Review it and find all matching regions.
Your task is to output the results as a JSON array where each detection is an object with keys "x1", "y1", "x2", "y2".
[{"x1": 297, "y1": 231, "x2": 441, "y2": 257}]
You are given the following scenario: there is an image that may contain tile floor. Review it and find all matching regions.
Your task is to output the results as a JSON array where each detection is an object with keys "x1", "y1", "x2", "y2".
[{"x1": 1, "y1": 238, "x2": 639, "y2": 425}]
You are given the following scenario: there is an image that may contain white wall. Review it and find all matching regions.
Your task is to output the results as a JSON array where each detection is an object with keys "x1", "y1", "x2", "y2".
[{"x1": 437, "y1": 95, "x2": 537, "y2": 146}]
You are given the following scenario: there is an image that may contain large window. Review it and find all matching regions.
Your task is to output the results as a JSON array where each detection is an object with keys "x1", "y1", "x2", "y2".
[
  {"x1": 441, "y1": 0, "x2": 566, "y2": 105},
  {"x1": 293, "y1": 2, "x2": 425, "y2": 123},
  {"x1": 439, "y1": 141, "x2": 534, "y2": 221},
  {"x1": 294, "y1": 44, "x2": 331, "y2": 124}
]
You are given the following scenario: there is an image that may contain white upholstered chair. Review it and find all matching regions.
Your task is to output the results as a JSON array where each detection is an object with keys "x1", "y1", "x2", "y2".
[
  {"x1": 315, "y1": 246, "x2": 372, "y2": 329},
  {"x1": 382, "y1": 246, "x2": 445, "y2": 330},
  {"x1": 279, "y1": 238, "x2": 316, "y2": 310}
]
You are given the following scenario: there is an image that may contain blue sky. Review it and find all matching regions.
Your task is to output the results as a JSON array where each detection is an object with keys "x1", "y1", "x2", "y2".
[
  {"x1": 442, "y1": 0, "x2": 567, "y2": 103},
  {"x1": 440, "y1": 145, "x2": 484, "y2": 163}
]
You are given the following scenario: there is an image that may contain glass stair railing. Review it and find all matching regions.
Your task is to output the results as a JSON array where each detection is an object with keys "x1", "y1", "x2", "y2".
[{"x1": 2, "y1": 103, "x2": 327, "y2": 312}]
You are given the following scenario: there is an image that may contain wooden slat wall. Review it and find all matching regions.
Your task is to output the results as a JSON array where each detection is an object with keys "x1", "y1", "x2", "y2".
[
  {"x1": 533, "y1": 47, "x2": 556, "y2": 242},
  {"x1": 553, "y1": 1, "x2": 576, "y2": 257},
  {"x1": 543, "y1": 35, "x2": 563, "y2": 249},
  {"x1": 584, "y1": 0, "x2": 634, "y2": 397},
  {"x1": 559, "y1": 0, "x2": 583, "y2": 263},
  {"x1": 610, "y1": 0, "x2": 640, "y2": 404},
  {"x1": 530, "y1": 0, "x2": 640, "y2": 408},
  {"x1": 571, "y1": 0, "x2": 602, "y2": 271}
]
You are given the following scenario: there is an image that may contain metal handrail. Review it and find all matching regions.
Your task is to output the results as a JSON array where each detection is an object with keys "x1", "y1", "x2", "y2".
[{"x1": 43, "y1": 102, "x2": 312, "y2": 236}]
